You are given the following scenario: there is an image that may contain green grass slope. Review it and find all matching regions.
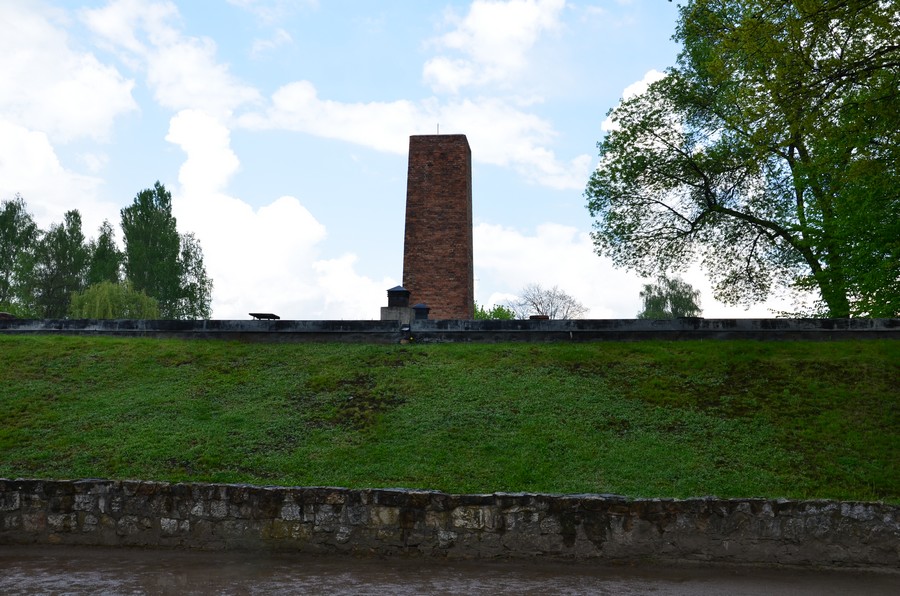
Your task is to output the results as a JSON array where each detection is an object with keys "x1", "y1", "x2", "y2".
[{"x1": 1, "y1": 335, "x2": 897, "y2": 502}]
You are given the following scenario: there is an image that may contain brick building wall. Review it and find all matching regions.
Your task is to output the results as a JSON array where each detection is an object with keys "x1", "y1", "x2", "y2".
[{"x1": 402, "y1": 135, "x2": 474, "y2": 320}]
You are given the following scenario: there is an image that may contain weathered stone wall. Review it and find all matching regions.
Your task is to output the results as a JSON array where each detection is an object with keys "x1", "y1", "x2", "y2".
[
  {"x1": 402, "y1": 134, "x2": 474, "y2": 320},
  {"x1": 0, "y1": 317, "x2": 897, "y2": 342},
  {"x1": 1, "y1": 480, "x2": 897, "y2": 569}
]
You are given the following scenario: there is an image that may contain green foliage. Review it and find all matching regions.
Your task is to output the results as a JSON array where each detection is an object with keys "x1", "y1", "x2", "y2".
[
  {"x1": 69, "y1": 281, "x2": 160, "y2": 319},
  {"x1": 33, "y1": 210, "x2": 89, "y2": 318},
  {"x1": 3, "y1": 336, "x2": 894, "y2": 501},
  {"x1": 173, "y1": 232, "x2": 213, "y2": 320},
  {"x1": 585, "y1": 0, "x2": 899, "y2": 317},
  {"x1": 87, "y1": 220, "x2": 123, "y2": 286},
  {"x1": 1, "y1": 188, "x2": 210, "y2": 320},
  {"x1": 637, "y1": 276, "x2": 702, "y2": 319},
  {"x1": 0, "y1": 195, "x2": 39, "y2": 311},
  {"x1": 120, "y1": 182, "x2": 181, "y2": 315},
  {"x1": 121, "y1": 182, "x2": 212, "y2": 319},
  {"x1": 0, "y1": 302, "x2": 38, "y2": 319},
  {"x1": 474, "y1": 302, "x2": 515, "y2": 320}
]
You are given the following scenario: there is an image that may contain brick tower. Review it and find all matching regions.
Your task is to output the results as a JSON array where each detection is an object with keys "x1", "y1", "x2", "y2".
[{"x1": 402, "y1": 134, "x2": 474, "y2": 320}]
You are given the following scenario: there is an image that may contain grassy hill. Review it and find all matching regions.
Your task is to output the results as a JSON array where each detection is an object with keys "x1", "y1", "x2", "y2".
[{"x1": 1, "y1": 335, "x2": 897, "y2": 503}]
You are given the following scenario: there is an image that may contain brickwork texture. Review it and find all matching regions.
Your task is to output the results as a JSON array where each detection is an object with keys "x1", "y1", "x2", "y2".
[{"x1": 403, "y1": 135, "x2": 474, "y2": 320}]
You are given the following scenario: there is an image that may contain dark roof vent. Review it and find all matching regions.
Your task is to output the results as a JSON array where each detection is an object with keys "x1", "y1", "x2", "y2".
[{"x1": 387, "y1": 286, "x2": 411, "y2": 308}]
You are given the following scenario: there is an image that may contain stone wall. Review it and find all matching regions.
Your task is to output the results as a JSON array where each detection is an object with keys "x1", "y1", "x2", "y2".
[
  {"x1": 1, "y1": 480, "x2": 897, "y2": 569},
  {"x1": 0, "y1": 317, "x2": 897, "y2": 342},
  {"x1": 403, "y1": 135, "x2": 474, "y2": 320}
]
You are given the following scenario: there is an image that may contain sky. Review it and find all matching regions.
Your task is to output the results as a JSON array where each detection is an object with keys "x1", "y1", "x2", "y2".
[{"x1": 1, "y1": 0, "x2": 796, "y2": 320}]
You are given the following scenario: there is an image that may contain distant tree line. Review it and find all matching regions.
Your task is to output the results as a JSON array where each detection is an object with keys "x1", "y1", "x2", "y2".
[
  {"x1": 0, "y1": 182, "x2": 212, "y2": 320},
  {"x1": 475, "y1": 284, "x2": 589, "y2": 320}
]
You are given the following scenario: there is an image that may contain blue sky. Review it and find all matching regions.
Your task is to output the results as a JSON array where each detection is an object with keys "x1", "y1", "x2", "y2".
[{"x1": 1, "y1": 0, "x2": 792, "y2": 319}]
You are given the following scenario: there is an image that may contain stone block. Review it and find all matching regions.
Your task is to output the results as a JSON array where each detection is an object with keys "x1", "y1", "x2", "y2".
[
  {"x1": 451, "y1": 506, "x2": 499, "y2": 530},
  {"x1": 0, "y1": 491, "x2": 20, "y2": 511},
  {"x1": 73, "y1": 493, "x2": 96, "y2": 512},
  {"x1": 3, "y1": 513, "x2": 22, "y2": 530},
  {"x1": 280, "y1": 502, "x2": 302, "y2": 521},
  {"x1": 209, "y1": 500, "x2": 228, "y2": 519},
  {"x1": 48, "y1": 513, "x2": 77, "y2": 532},
  {"x1": 81, "y1": 513, "x2": 98, "y2": 533},
  {"x1": 22, "y1": 512, "x2": 46, "y2": 532},
  {"x1": 371, "y1": 506, "x2": 400, "y2": 527}
]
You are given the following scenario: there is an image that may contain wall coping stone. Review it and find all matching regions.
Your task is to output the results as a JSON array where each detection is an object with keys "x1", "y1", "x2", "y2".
[{"x1": 0, "y1": 317, "x2": 897, "y2": 342}]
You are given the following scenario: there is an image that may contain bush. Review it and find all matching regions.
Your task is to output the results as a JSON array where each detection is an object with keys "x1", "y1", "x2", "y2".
[{"x1": 69, "y1": 281, "x2": 160, "y2": 319}]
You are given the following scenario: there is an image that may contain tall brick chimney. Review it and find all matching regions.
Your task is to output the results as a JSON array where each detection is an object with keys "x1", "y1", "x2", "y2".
[{"x1": 402, "y1": 134, "x2": 474, "y2": 320}]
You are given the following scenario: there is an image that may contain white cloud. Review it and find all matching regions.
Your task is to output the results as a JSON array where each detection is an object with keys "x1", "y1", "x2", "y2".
[
  {"x1": 164, "y1": 109, "x2": 391, "y2": 319},
  {"x1": 440, "y1": 98, "x2": 592, "y2": 189},
  {"x1": 313, "y1": 255, "x2": 397, "y2": 319},
  {"x1": 0, "y1": 120, "x2": 115, "y2": 234},
  {"x1": 474, "y1": 221, "x2": 800, "y2": 319},
  {"x1": 601, "y1": 68, "x2": 665, "y2": 132},
  {"x1": 72, "y1": 0, "x2": 585, "y2": 192},
  {"x1": 475, "y1": 221, "x2": 645, "y2": 318},
  {"x1": 678, "y1": 263, "x2": 802, "y2": 318},
  {"x1": 226, "y1": 0, "x2": 317, "y2": 24},
  {"x1": 251, "y1": 28, "x2": 293, "y2": 58},
  {"x1": 166, "y1": 110, "x2": 240, "y2": 195},
  {"x1": 621, "y1": 68, "x2": 666, "y2": 100},
  {"x1": 82, "y1": 0, "x2": 261, "y2": 119},
  {"x1": 240, "y1": 83, "x2": 590, "y2": 189},
  {"x1": 238, "y1": 81, "x2": 422, "y2": 153},
  {"x1": 79, "y1": 0, "x2": 177, "y2": 57},
  {"x1": 79, "y1": 152, "x2": 110, "y2": 174},
  {"x1": 0, "y1": 2, "x2": 137, "y2": 143},
  {"x1": 424, "y1": 0, "x2": 566, "y2": 93}
]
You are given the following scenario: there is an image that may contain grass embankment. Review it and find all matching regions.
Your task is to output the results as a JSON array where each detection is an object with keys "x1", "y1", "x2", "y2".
[{"x1": 0, "y1": 335, "x2": 897, "y2": 502}]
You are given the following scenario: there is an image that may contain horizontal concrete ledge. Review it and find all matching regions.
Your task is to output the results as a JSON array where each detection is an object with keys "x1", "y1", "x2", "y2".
[
  {"x1": 1, "y1": 479, "x2": 897, "y2": 570},
  {"x1": 0, "y1": 317, "x2": 897, "y2": 342},
  {"x1": 409, "y1": 318, "x2": 899, "y2": 342}
]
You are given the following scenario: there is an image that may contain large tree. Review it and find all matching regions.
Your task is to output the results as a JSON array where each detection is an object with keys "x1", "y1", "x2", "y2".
[
  {"x1": 0, "y1": 195, "x2": 39, "y2": 315},
  {"x1": 120, "y1": 182, "x2": 212, "y2": 319},
  {"x1": 585, "y1": 0, "x2": 899, "y2": 317},
  {"x1": 637, "y1": 276, "x2": 702, "y2": 319},
  {"x1": 86, "y1": 220, "x2": 123, "y2": 286},
  {"x1": 121, "y1": 181, "x2": 181, "y2": 314},
  {"x1": 505, "y1": 283, "x2": 588, "y2": 319},
  {"x1": 172, "y1": 232, "x2": 213, "y2": 320},
  {"x1": 33, "y1": 210, "x2": 89, "y2": 318}
]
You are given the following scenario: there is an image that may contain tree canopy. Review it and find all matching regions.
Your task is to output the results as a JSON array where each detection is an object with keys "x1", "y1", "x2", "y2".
[
  {"x1": 87, "y1": 220, "x2": 123, "y2": 286},
  {"x1": 121, "y1": 182, "x2": 212, "y2": 319},
  {"x1": 585, "y1": 0, "x2": 899, "y2": 317},
  {"x1": 69, "y1": 281, "x2": 160, "y2": 320},
  {"x1": 1, "y1": 183, "x2": 211, "y2": 320},
  {"x1": 474, "y1": 303, "x2": 516, "y2": 320},
  {"x1": 0, "y1": 195, "x2": 39, "y2": 314},
  {"x1": 637, "y1": 276, "x2": 703, "y2": 319},
  {"x1": 33, "y1": 210, "x2": 89, "y2": 318},
  {"x1": 505, "y1": 283, "x2": 588, "y2": 319},
  {"x1": 121, "y1": 182, "x2": 182, "y2": 316}
]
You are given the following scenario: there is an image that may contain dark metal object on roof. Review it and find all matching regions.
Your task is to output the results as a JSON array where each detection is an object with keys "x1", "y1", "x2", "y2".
[{"x1": 249, "y1": 313, "x2": 280, "y2": 320}]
